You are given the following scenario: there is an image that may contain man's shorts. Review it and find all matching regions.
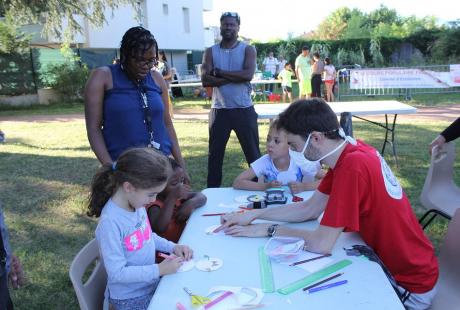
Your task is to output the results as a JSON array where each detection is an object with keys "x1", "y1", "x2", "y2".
[
  {"x1": 282, "y1": 85, "x2": 292, "y2": 93},
  {"x1": 299, "y1": 79, "x2": 312, "y2": 96}
]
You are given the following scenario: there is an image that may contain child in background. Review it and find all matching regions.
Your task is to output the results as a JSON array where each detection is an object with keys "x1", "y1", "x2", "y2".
[
  {"x1": 147, "y1": 158, "x2": 207, "y2": 244},
  {"x1": 233, "y1": 120, "x2": 323, "y2": 193},
  {"x1": 88, "y1": 148, "x2": 193, "y2": 310},
  {"x1": 323, "y1": 57, "x2": 336, "y2": 102},
  {"x1": 278, "y1": 63, "x2": 295, "y2": 103}
]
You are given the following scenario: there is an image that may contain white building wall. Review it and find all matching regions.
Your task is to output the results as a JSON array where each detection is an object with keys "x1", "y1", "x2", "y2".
[
  {"x1": 84, "y1": 0, "x2": 206, "y2": 51},
  {"x1": 85, "y1": 4, "x2": 140, "y2": 48},
  {"x1": 169, "y1": 52, "x2": 189, "y2": 76},
  {"x1": 147, "y1": 0, "x2": 204, "y2": 51}
]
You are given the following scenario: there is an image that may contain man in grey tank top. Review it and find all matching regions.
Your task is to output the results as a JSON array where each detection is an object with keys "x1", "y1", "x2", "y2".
[{"x1": 201, "y1": 12, "x2": 261, "y2": 187}]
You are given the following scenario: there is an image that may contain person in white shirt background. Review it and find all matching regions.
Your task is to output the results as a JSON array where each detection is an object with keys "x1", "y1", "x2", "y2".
[{"x1": 262, "y1": 51, "x2": 279, "y2": 93}]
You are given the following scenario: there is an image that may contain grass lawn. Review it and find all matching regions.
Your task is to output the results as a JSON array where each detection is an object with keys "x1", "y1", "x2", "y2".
[
  {"x1": 1, "y1": 87, "x2": 459, "y2": 117},
  {"x1": 0, "y1": 115, "x2": 458, "y2": 309}
]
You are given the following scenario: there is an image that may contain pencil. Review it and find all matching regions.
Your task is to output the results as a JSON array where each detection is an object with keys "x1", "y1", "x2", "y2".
[
  {"x1": 290, "y1": 253, "x2": 332, "y2": 266},
  {"x1": 202, "y1": 213, "x2": 227, "y2": 216},
  {"x1": 308, "y1": 280, "x2": 348, "y2": 294},
  {"x1": 202, "y1": 210, "x2": 244, "y2": 216},
  {"x1": 302, "y1": 272, "x2": 344, "y2": 291}
]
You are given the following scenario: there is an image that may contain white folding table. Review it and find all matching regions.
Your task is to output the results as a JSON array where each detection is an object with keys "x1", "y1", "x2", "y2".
[
  {"x1": 255, "y1": 101, "x2": 417, "y2": 165},
  {"x1": 148, "y1": 188, "x2": 404, "y2": 310}
]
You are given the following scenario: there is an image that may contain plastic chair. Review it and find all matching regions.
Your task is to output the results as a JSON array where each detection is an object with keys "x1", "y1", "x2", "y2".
[
  {"x1": 419, "y1": 142, "x2": 460, "y2": 229},
  {"x1": 429, "y1": 209, "x2": 460, "y2": 310},
  {"x1": 69, "y1": 239, "x2": 107, "y2": 310}
]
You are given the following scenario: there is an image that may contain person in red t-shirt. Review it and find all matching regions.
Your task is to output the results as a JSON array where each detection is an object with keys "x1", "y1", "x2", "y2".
[
  {"x1": 216, "y1": 99, "x2": 439, "y2": 310},
  {"x1": 146, "y1": 159, "x2": 206, "y2": 244}
]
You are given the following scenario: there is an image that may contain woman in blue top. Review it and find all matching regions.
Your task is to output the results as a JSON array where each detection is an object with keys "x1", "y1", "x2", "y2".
[{"x1": 85, "y1": 27, "x2": 189, "y2": 181}]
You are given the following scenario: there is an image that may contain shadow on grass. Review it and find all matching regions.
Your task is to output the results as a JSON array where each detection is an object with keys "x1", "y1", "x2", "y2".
[
  {"x1": 6, "y1": 138, "x2": 91, "y2": 151},
  {"x1": 0, "y1": 152, "x2": 99, "y2": 189}
]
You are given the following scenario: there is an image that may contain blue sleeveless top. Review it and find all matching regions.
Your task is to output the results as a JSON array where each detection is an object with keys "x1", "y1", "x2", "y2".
[{"x1": 102, "y1": 64, "x2": 172, "y2": 160}]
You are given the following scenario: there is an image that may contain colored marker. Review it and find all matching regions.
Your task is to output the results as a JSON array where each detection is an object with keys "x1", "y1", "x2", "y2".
[
  {"x1": 158, "y1": 252, "x2": 177, "y2": 260},
  {"x1": 307, "y1": 280, "x2": 348, "y2": 294},
  {"x1": 176, "y1": 302, "x2": 187, "y2": 310},
  {"x1": 204, "y1": 291, "x2": 233, "y2": 309}
]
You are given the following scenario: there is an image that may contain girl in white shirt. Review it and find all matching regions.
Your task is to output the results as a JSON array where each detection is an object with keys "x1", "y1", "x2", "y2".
[{"x1": 323, "y1": 57, "x2": 336, "y2": 102}]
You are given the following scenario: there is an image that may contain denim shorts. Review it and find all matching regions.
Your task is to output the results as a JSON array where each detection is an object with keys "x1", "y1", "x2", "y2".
[{"x1": 110, "y1": 291, "x2": 154, "y2": 310}]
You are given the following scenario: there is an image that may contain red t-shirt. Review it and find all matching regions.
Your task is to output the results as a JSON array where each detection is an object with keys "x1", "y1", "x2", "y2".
[
  {"x1": 146, "y1": 199, "x2": 185, "y2": 243},
  {"x1": 318, "y1": 141, "x2": 438, "y2": 293}
]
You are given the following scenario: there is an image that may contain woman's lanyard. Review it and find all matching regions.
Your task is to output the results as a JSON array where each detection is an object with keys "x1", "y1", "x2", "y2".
[{"x1": 138, "y1": 83, "x2": 161, "y2": 150}]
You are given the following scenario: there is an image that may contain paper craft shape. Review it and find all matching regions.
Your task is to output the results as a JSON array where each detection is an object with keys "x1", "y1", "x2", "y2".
[
  {"x1": 196, "y1": 257, "x2": 223, "y2": 272},
  {"x1": 264, "y1": 237, "x2": 304, "y2": 262},
  {"x1": 183, "y1": 287, "x2": 211, "y2": 307},
  {"x1": 205, "y1": 225, "x2": 225, "y2": 235},
  {"x1": 198, "y1": 286, "x2": 263, "y2": 310},
  {"x1": 178, "y1": 259, "x2": 195, "y2": 272}
]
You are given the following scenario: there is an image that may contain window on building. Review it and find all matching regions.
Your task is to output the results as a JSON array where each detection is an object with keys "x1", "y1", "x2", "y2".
[
  {"x1": 182, "y1": 7, "x2": 190, "y2": 33},
  {"x1": 162, "y1": 4, "x2": 168, "y2": 15}
]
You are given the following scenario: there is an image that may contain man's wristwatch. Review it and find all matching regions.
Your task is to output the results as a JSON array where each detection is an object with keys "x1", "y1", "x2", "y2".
[{"x1": 267, "y1": 224, "x2": 279, "y2": 237}]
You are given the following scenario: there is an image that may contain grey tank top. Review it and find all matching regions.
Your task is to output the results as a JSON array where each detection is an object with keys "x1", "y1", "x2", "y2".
[{"x1": 211, "y1": 41, "x2": 253, "y2": 109}]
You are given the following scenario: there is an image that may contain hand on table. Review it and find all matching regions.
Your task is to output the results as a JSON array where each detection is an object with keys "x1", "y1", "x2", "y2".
[
  {"x1": 429, "y1": 135, "x2": 446, "y2": 155},
  {"x1": 222, "y1": 223, "x2": 271, "y2": 238},
  {"x1": 214, "y1": 210, "x2": 258, "y2": 233},
  {"x1": 158, "y1": 256, "x2": 184, "y2": 276},
  {"x1": 173, "y1": 244, "x2": 193, "y2": 261},
  {"x1": 287, "y1": 181, "x2": 305, "y2": 194},
  {"x1": 266, "y1": 180, "x2": 282, "y2": 189}
]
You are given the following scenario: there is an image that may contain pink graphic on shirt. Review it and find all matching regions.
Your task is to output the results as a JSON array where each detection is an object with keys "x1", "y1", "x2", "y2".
[{"x1": 124, "y1": 218, "x2": 152, "y2": 251}]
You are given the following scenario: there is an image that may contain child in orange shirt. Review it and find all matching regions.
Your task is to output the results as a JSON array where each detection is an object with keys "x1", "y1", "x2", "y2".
[{"x1": 146, "y1": 159, "x2": 206, "y2": 243}]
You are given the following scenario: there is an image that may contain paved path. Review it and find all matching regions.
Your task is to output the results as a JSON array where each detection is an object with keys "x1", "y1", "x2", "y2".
[{"x1": 0, "y1": 104, "x2": 459, "y2": 123}]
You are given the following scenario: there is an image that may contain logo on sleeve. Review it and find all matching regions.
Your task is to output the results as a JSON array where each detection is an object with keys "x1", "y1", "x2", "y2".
[{"x1": 376, "y1": 151, "x2": 402, "y2": 200}]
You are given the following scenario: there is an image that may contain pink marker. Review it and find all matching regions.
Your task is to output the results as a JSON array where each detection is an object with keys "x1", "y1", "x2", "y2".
[
  {"x1": 204, "y1": 291, "x2": 233, "y2": 309},
  {"x1": 158, "y1": 252, "x2": 177, "y2": 260},
  {"x1": 176, "y1": 302, "x2": 187, "y2": 310}
]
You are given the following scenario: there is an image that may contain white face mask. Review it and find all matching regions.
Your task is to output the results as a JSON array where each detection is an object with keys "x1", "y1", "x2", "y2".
[
  {"x1": 289, "y1": 128, "x2": 356, "y2": 167},
  {"x1": 289, "y1": 133, "x2": 312, "y2": 170}
]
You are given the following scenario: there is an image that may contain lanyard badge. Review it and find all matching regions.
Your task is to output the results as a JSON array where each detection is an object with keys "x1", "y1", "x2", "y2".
[{"x1": 140, "y1": 87, "x2": 161, "y2": 150}]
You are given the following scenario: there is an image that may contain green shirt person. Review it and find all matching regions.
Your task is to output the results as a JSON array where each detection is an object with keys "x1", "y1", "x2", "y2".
[
  {"x1": 278, "y1": 63, "x2": 296, "y2": 103},
  {"x1": 295, "y1": 46, "x2": 312, "y2": 99}
]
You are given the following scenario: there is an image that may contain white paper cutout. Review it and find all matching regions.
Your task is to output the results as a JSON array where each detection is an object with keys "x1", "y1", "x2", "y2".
[
  {"x1": 197, "y1": 286, "x2": 264, "y2": 310},
  {"x1": 264, "y1": 237, "x2": 304, "y2": 262},
  {"x1": 195, "y1": 257, "x2": 223, "y2": 272},
  {"x1": 178, "y1": 259, "x2": 195, "y2": 272}
]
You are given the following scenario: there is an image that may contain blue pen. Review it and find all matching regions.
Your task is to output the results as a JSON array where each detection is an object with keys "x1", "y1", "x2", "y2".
[{"x1": 307, "y1": 280, "x2": 348, "y2": 294}]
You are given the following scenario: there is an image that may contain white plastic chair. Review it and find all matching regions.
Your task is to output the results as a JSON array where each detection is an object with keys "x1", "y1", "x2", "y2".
[
  {"x1": 429, "y1": 209, "x2": 460, "y2": 310},
  {"x1": 69, "y1": 239, "x2": 107, "y2": 310},
  {"x1": 419, "y1": 142, "x2": 460, "y2": 229}
]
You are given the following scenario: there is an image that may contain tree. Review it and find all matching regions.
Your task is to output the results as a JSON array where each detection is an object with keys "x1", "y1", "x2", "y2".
[
  {"x1": 341, "y1": 10, "x2": 369, "y2": 39},
  {"x1": 0, "y1": 0, "x2": 139, "y2": 43},
  {"x1": 0, "y1": 18, "x2": 30, "y2": 53},
  {"x1": 0, "y1": 18, "x2": 35, "y2": 95},
  {"x1": 313, "y1": 7, "x2": 351, "y2": 40}
]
